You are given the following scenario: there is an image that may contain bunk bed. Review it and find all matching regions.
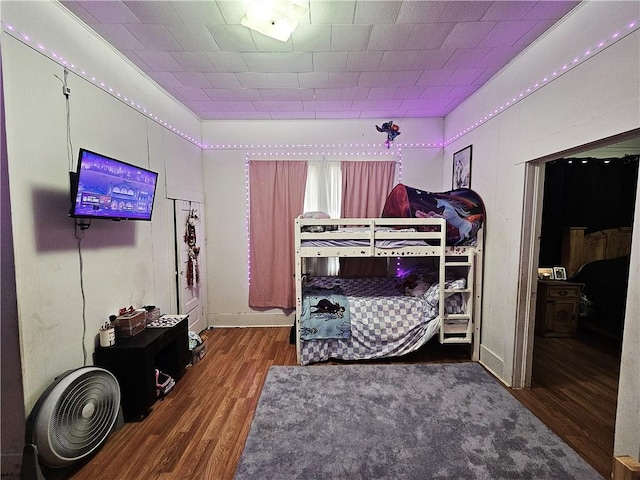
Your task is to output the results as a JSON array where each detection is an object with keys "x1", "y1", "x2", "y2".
[{"x1": 294, "y1": 186, "x2": 485, "y2": 365}]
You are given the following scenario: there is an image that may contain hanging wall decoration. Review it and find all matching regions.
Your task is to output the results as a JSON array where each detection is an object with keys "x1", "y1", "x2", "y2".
[
  {"x1": 184, "y1": 208, "x2": 200, "y2": 286},
  {"x1": 375, "y1": 120, "x2": 401, "y2": 148}
]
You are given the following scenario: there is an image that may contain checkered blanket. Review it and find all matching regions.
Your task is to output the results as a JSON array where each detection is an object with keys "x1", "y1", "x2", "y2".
[{"x1": 299, "y1": 277, "x2": 461, "y2": 365}]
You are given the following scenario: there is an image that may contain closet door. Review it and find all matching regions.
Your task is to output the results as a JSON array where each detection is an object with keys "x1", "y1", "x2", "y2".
[{"x1": 174, "y1": 200, "x2": 206, "y2": 333}]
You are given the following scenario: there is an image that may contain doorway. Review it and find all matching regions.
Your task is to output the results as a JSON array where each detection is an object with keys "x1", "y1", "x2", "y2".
[{"x1": 514, "y1": 132, "x2": 639, "y2": 476}]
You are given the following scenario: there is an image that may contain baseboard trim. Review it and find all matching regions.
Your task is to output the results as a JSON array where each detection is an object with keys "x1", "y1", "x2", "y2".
[
  {"x1": 613, "y1": 456, "x2": 640, "y2": 480},
  {"x1": 209, "y1": 313, "x2": 293, "y2": 328}
]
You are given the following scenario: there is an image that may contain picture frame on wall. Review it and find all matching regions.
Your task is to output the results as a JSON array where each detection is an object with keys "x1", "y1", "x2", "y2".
[
  {"x1": 553, "y1": 266, "x2": 567, "y2": 281},
  {"x1": 453, "y1": 145, "x2": 472, "y2": 189}
]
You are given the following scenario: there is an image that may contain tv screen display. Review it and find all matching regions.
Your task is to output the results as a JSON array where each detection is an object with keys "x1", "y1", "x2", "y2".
[{"x1": 70, "y1": 148, "x2": 158, "y2": 221}]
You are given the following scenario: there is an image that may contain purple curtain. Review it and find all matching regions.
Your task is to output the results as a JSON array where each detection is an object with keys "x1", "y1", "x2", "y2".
[
  {"x1": 340, "y1": 161, "x2": 396, "y2": 277},
  {"x1": 249, "y1": 161, "x2": 308, "y2": 308}
]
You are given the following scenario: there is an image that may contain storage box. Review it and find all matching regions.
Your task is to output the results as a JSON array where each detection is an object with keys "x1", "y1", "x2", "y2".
[
  {"x1": 115, "y1": 309, "x2": 146, "y2": 338},
  {"x1": 145, "y1": 307, "x2": 161, "y2": 324},
  {"x1": 191, "y1": 342, "x2": 207, "y2": 365}
]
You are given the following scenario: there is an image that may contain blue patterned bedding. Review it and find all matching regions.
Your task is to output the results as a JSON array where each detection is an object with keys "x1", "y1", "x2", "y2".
[
  {"x1": 300, "y1": 276, "x2": 463, "y2": 365},
  {"x1": 300, "y1": 286, "x2": 351, "y2": 340}
]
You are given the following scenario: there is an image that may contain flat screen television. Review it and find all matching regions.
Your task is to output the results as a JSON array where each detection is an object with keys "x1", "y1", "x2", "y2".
[{"x1": 70, "y1": 148, "x2": 159, "y2": 221}]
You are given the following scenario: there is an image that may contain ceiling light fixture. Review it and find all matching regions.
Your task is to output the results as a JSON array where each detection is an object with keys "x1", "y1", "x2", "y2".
[{"x1": 241, "y1": 0, "x2": 308, "y2": 42}]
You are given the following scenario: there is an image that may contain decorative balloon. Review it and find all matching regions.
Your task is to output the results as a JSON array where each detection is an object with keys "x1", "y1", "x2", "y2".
[{"x1": 376, "y1": 120, "x2": 401, "y2": 148}]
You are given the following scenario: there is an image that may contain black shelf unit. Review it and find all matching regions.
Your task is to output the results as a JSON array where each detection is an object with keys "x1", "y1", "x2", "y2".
[{"x1": 94, "y1": 317, "x2": 189, "y2": 421}]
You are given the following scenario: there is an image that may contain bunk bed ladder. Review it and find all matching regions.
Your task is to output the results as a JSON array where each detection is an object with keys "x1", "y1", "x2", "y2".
[
  {"x1": 440, "y1": 248, "x2": 475, "y2": 346},
  {"x1": 294, "y1": 218, "x2": 303, "y2": 364}
]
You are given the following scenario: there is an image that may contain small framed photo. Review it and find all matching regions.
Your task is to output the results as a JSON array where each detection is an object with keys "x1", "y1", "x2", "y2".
[
  {"x1": 537, "y1": 267, "x2": 555, "y2": 280},
  {"x1": 553, "y1": 266, "x2": 567, "y2": 281},
  {"x1": 453, "y1": 145, "x2": 472, "y2": 189}
]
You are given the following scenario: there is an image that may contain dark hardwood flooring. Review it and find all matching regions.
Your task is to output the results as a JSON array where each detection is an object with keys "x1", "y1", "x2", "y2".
[
  {"x1": 510, "y1": 329, "x2": 621, "y2": 478},
  {"x1": 70, "y1": 326, "x2": 620, "y2": 479}
]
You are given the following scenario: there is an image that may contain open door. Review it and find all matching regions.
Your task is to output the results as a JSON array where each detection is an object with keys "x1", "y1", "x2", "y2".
[{"x1": 174, "y1": 200, "x2": 206, "y2": 334}]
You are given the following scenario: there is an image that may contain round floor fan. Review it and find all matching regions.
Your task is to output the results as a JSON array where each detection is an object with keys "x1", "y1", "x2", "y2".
[{"x1": 21, "y1": 366, "x2": 122, "y2": 480}]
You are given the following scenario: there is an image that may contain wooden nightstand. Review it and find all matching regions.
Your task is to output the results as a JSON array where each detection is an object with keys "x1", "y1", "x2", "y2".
[{"x1": 535, "y1": 280, "x2": 583, "y2": 337}]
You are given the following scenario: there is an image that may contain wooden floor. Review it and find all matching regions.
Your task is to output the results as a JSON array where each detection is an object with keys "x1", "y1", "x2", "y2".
[
  {"x1": 70, "y1": 326, "x2": 620, "y2": 480},
  {"x1": 510, "y1": 329, "x2": 621, "y2": 478}
]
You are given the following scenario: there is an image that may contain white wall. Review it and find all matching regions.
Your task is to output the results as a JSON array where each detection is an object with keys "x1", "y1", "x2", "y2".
[
  {"x1": 443, "y1": 0, "x2": 639, "y2": 458},
  {"x1": 1, "y1": 1, "x2": 204, "y2": 414},
  {"x1": 201, "y1": 118, "x2": 444, "y2": 326}
]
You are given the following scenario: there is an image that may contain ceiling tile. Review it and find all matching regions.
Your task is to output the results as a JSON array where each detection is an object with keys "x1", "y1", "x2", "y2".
[
  {"x1": 379, "y1": 50, "x2": 420, "y2": 71},
  {"x1": 396, "y1": 85, "x2": 427, "y2": 98},
  {"x1": 165, "y1": 24, "x2": 220, "y2": 51},
  {"x1": 208, "y1": 25, "x2": 257, "y2": 52},
  {"x1": 352, "y1": 98, "x2": 404, "y2": 111},
  {"x1": 299, "y1": 72, "x2": 331, "y2": 89},
  {"x1": 60, "y1": 1, "x2": 99, "y2": 23},
  {"x1": 482, "y1": 2, "x2": 537, "y2": 21},
  {"x1": 313, "y1": 52, "x2": 348, "y2": 72},
  {"x1": 368, "y1": 24, "x2": 414, "y2": 51},
  {"x1": 331, "y1": 25, "x2": 372, "y2": 51},
  {"x1": 259, "y1": 88, "x2": 314, "y2": 101},
  {"x1": 441, "y1": 21, "x2": 497, "y2": 49},
  {"x1": 171, "y1": 51, "x2": 217, "y2": 72},
  {"x1": 309, "y1": 1, "x2": 356, "y2": 24},
  {"x1": 236, "y1": 72, "x2": 271, "y2": 88},
  {"x1": 420, "y1": 85, "x2": 454, "y2": 99},
  {"x1": 90, "y1": 24, "x2": 147, "y2": 50},
  {"x1": 253, "y1": 101, "x2": 304, "y2": 112},
  {"x1": 266, "y1": 73, "x2": 301, "y2": 88},
  {"x1": 368, "y1": 87, "x2": 399, "y2": 100},
  {"x1": 328, "y1": 72, "x2": 361, "y2": 88},
  {"x1": 72, "y1": 1, "x2": 140, "y2": 23},
  {"x1": 396, "y1": 2, "x2": 448, "y2": 23},
  {"x1": 148, "y1": 71, "x2": 184, "y2": 88},
  {"x1": 291, "y1": 25, "x2": 332, "y2": 52},
  {"x1": 354, "y1": 1, "x2": 402, "y2": 24},
  {"x1": 232, "y1": 89, "x2": 263, "y2": 101},
  {"x1": 439, "y1": 2, "x2": 492, "y2": 22},
  {"x1": 170, "y1": 1, "x2": 226, "y2": 24},
  {"x1": 203, "y1": 89, "x2": 236, "y2": 101},
  {"x1": 446, "y1": 68, "x2": 486, "y2": 85},
  {"x1": 124, "y1": 1, "x2": 182, "y2": 23},
  {"x1": 407, "y1": 22, "x2": 457, "y2": 49},
  {"x1": 252, "y1": 33, "x2": 294, "y2": 53},
  {"x1": 205, "y1": 52, "x2": 248, "y2": 72},
  {"x1": 134, "y1": 50, "x2": 184, "y2": 71},
  {"x1": 126, "y1": 24, "x2": 183, "y2": 50},
  {"x1": 166, "y1": 86, "x2": 209, "y2": 101},
  {"x1": 346, "y1": 51, "x2": 383, "y2": 72},
  {"x1": 412, "y1": 49, "x2": 455, "y2": 70},
  {"x1": 443, "y1": 48, "x2": 492, "y2": 69},
  {"x1": 478, "y1": 20, "x2": 539, "y2": 48},
  {"x1": 303, "y1": 100, "x2": 354, "y2": 111},
  {"x1": 242, "y1": 53, "x2": 313, "y2": 73},
  {"x1": 204, "y1": 73, "x2": 243, "y2": 88},
  {"x1": 415, "y1": 69, "x2": 453, "y2": 87},
  {"x1": 172, "y1": 71, "x2": 213, "y2": 88}
]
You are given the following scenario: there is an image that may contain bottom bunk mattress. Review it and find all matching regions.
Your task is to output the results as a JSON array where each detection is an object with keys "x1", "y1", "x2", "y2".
[{"x1": 299, "y1": 275, "x2": 464, "y2": 365}]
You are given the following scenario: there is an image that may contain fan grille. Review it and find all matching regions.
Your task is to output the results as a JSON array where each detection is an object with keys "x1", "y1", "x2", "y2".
[{"x1": 36, "y1": 368, "x2": 120, "y2": 467}]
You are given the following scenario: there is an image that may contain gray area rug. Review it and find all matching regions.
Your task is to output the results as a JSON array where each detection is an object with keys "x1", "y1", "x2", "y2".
[{"x1": 235, "y1": 363, "x2": 603, "y2": 480}]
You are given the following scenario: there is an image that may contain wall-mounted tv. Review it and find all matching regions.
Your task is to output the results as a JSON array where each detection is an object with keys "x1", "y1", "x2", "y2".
[{"x1": 70, "y1": 148, "x2": 159, "y2": 221}]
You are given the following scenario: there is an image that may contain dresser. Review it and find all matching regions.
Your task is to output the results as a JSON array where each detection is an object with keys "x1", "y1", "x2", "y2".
[{"x1": 535, "y1": 280, "x2": 583, "y2": 337}]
